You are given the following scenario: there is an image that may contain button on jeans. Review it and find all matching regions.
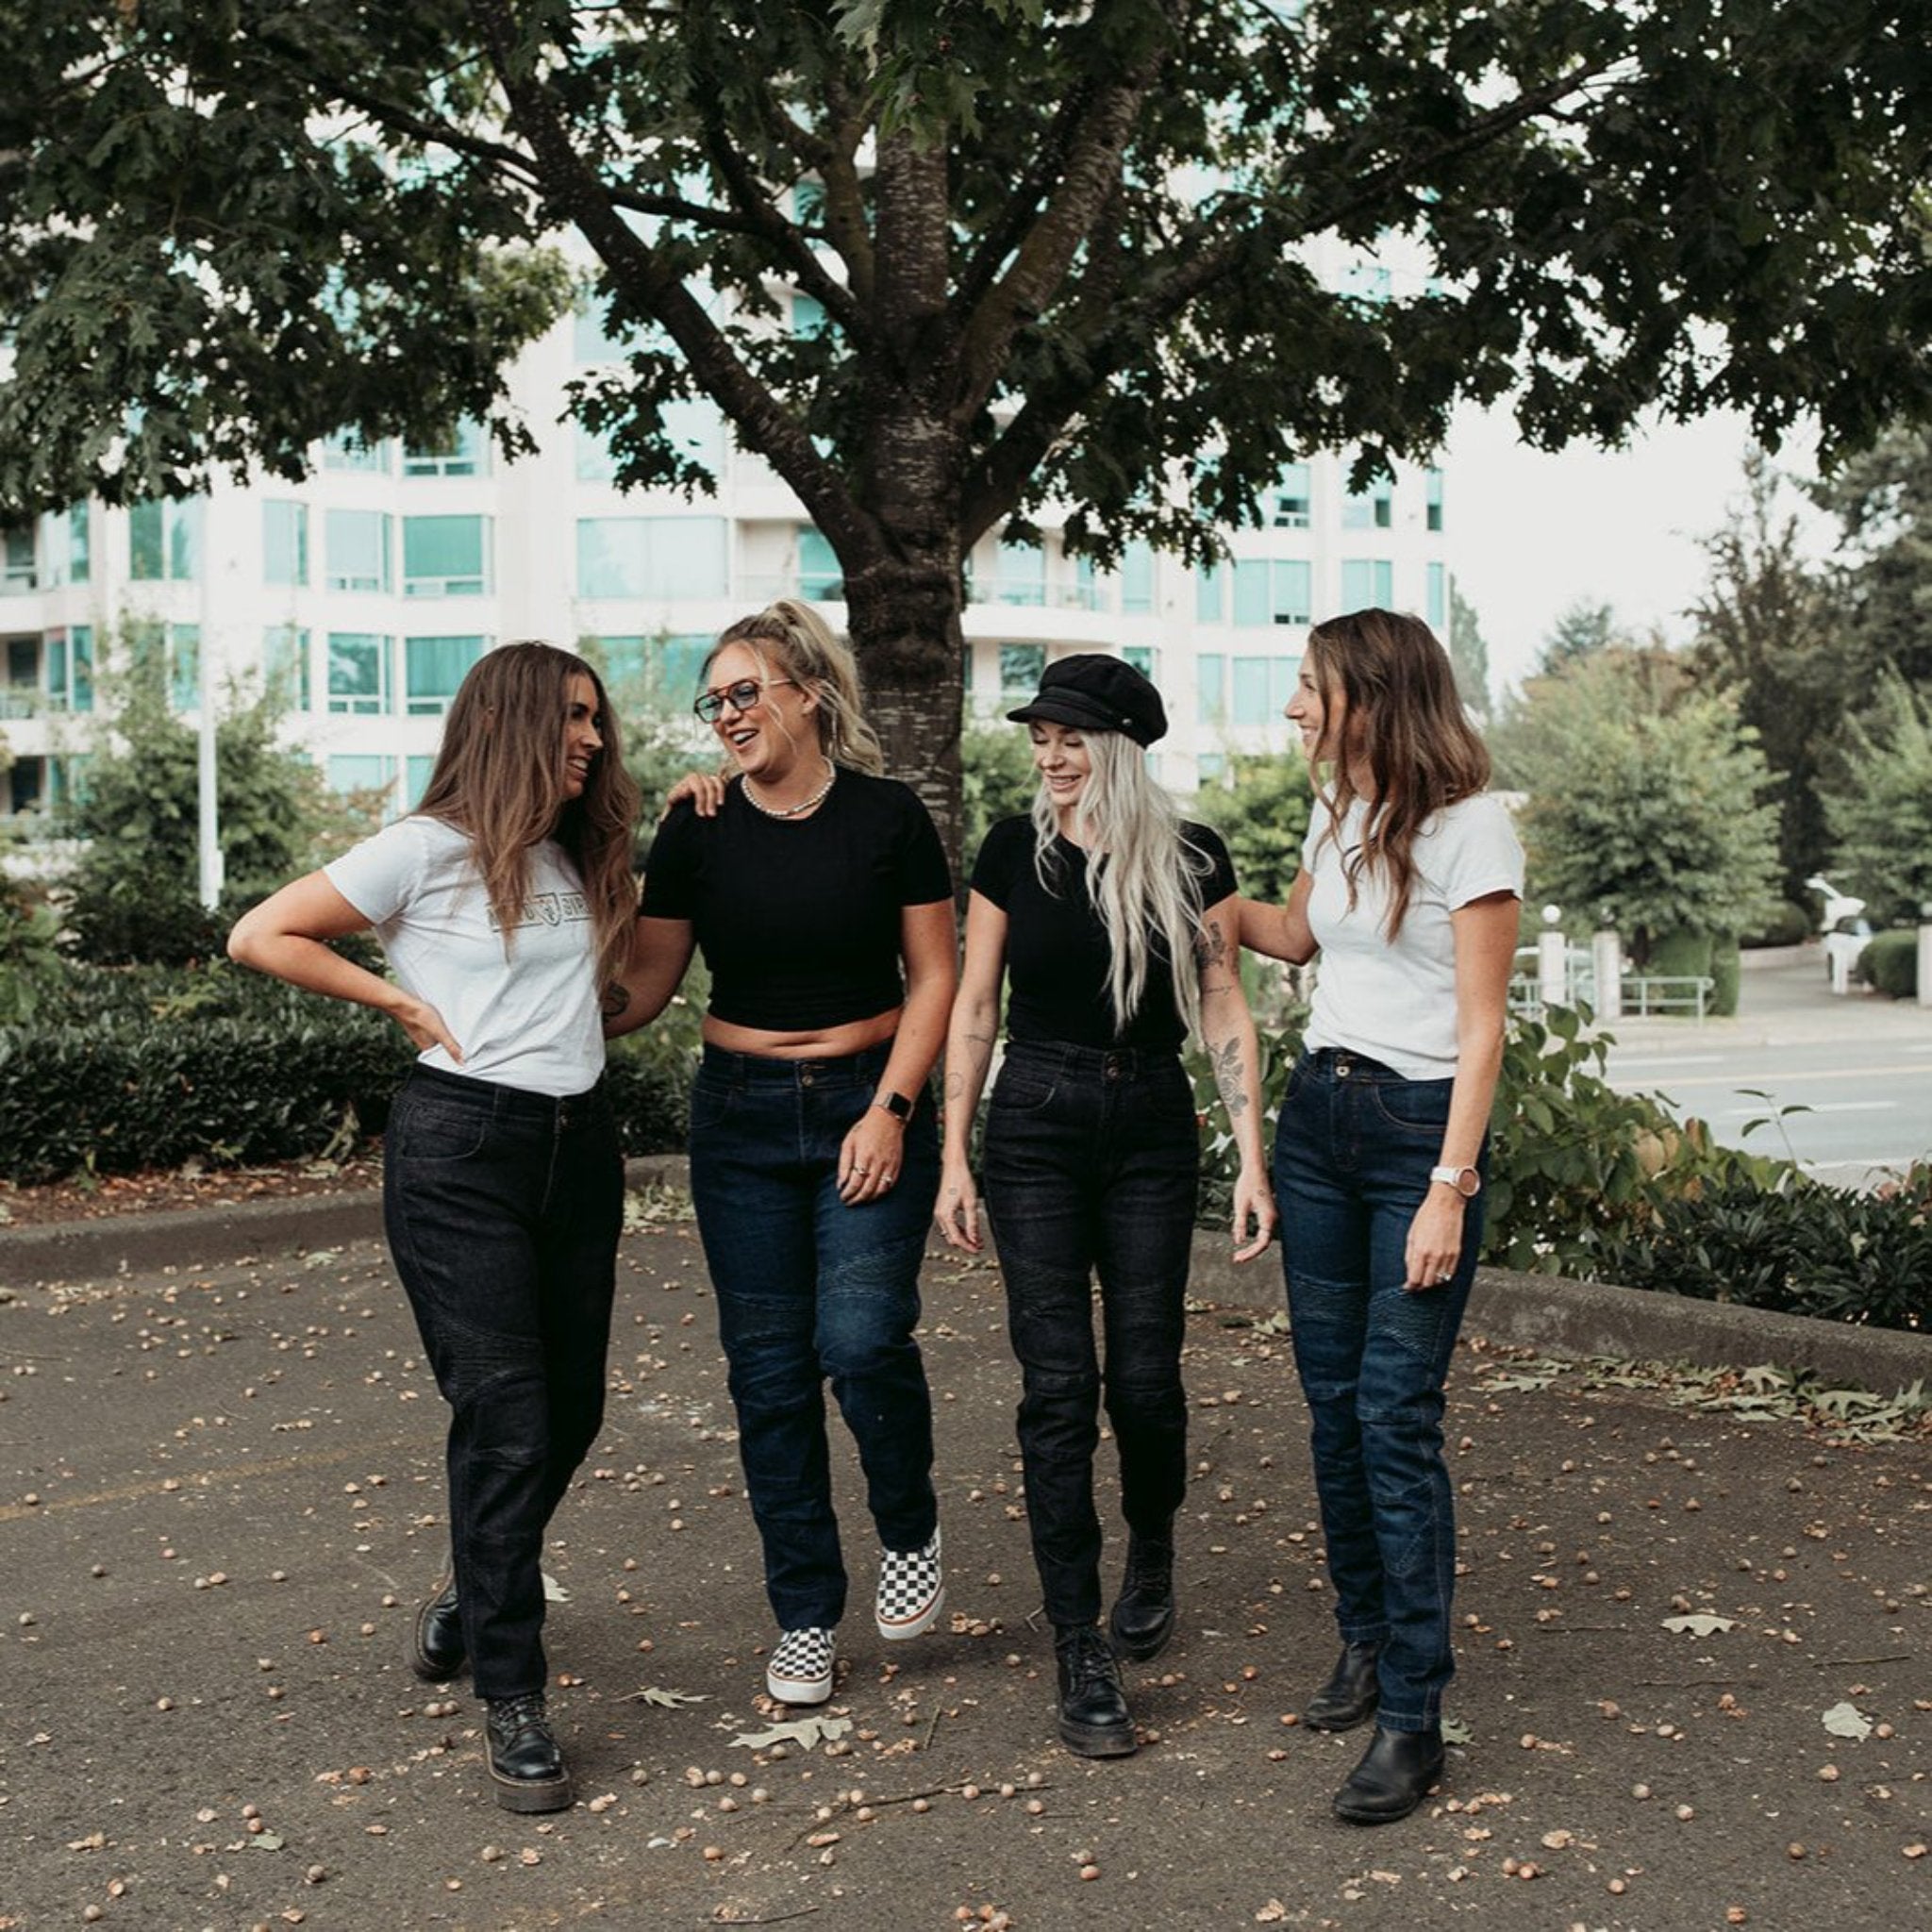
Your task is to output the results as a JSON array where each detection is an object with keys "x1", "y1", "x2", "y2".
[
  {"x1": 1273, "y1": 1048, "x2": 1486, "y2": 1733},
  {"x1": 688, "y1": 1041, "x2": 940, "y2": 1632},
  {"x1": 382, "y1": 1064, "x2": 622, "y2": 1701},
  {"x1": 983, "y1": 1041, "x2": 1198, "y2": 1629}
]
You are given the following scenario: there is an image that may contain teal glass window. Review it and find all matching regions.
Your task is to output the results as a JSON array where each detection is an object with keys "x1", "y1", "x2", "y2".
[
  {"x1": 263, "y1": 501, "x2": 308, "y2": 587},
  {"x1": 996, "y1": 539, "x2": 1045, "y2": 607},
  {"x1": 1120, "y1": 541, "x2": 1155, "y2": 614},
  {"x1": 1341, "y1": 483, "x2": 1392, "y2": 531},
  {"x1": 1196, "y1": 562, "x2": 1224, "y2": 624},
  {"x1": 1426, "y1": 468, "x2": 1444, "y2": 533},
  {"x1": 1426, "y1": 562, "x2": 1447, "y2": 630},
  {"x1": 168, "y1": 624, "x2": 201, "y2": 712},
  {"x1": 403, "y1": 515, "x2": 490, "y2": 597},
  {"x1": 1197, "y1": 652, "x2": 1226, "y2": 721},
  {"x1": 325, "y1": 509, "x2": 392, "y2": 593},
  {"x1": 2, "y1": 525, "x2": 35, "y2": 592},
  {"x1": 1197, "y1": 751, "x2": 1227, "y2": 785},
  {"x1": 404, "y1": 634, "x2": 486, "y2": 714},
  {"x1": 321, "y1": 432, "x2": 391, "y2": 473},
  {"x1": 406, "y1": 755, "x2": 438, "y2": 808},
  {"x1": 129, "y1": 498, "x2": 204, "y2": 581},
  {"x1": 1341, "y1": 559, "x2": 1394, "y2": 609},
  {"x1": 999, "y1": 644, "x2": 1045, "y2": 696},
  {"x1": 792, "y1": 293, "x2": 827, "y2": 339},
  {"x1": 798, "y1": 527, "x2": 842, "y2": 599},
  {"x1": 404, "y1": 420, "x2": 488, "y2": 477},
  {"x1": 327, "y1": 754, "x2": 397, "y2": 808},
  {"x1": 1273, "y1": 463, "x2": 1311, "y2": 528},
  {"x1": 576, "y1": 518, "x2": 729, "y2": 599},
  {"x1": 327, "y1": 632, "x2": 391, "y2": 714},
  {"x1": 1123, "y1": 645, "x2": 1154, "y2": 679}
]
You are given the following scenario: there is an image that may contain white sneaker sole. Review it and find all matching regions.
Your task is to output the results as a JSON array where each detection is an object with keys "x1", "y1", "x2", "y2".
[{"x1": 876, "y1": 1585, "x2": 945, "y2": 1642}]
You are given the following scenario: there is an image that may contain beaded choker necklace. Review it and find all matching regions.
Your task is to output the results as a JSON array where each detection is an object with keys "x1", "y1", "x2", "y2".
[{"x1": 741, "y1": 759, "x2": 837, "y2": 820}]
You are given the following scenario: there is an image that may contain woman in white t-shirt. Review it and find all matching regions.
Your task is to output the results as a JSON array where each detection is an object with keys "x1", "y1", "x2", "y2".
[
  {"x1": 1239, "y1": 608, "x2": 1523, "y2": 1826},
  {"x1": 228, "y1": 642, "x2": 641, "y2": 1815}
]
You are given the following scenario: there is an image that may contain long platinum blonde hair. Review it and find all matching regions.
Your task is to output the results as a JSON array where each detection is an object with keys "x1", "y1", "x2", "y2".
[
  {"x1": 1029, "y1": 729, "x2": 1215, "y2": 1038},
  {"x1": 705, "y1": 599, "x2": 885, "y2": 775}
]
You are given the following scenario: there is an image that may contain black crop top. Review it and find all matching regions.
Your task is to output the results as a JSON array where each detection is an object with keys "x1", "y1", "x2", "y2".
[
  {"x1": 969, "y1": 815, "x2": 1238, "y2": 1050},
  {"x1": 640, "y1": 770, "x2": 953, "y2": 1030}
]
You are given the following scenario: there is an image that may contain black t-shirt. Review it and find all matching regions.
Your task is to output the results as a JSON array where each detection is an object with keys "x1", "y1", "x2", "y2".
[
  {"x1": 640, "y1": 769, "x2": 953, "y2": 1030},
  {"x1": 969, "y1": 815, "x2": 1238, "y2": 1050}
]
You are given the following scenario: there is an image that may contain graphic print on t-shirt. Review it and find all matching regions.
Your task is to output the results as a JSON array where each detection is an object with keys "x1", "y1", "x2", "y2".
[{"x1": 489, "y1": 891, "x2": 591, "y2": 931}]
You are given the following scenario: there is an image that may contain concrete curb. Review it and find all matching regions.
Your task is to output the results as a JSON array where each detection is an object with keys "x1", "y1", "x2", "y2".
[{"x1": 6, "y1": 1158, "x2": 1927, "y2": 1397}]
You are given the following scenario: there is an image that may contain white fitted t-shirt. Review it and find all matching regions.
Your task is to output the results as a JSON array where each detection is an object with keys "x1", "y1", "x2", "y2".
[
  {"x1": 325, "y1": 816, "x2": 606, "y2": 1097},
  {"x1": 1302, "y1": 792, "x2": 1524, "y2": 1080}
]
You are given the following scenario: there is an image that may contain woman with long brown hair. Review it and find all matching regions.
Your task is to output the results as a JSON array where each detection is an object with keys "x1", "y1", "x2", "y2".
[
  {"x1": 229, "y1": 641, "x2": 641, "y2": 1814},
  {"x1": 606, "y1": 600, "x2": 957, "y2": 1710},
  {"x1": 1238, "y1": 608, "x2": 1522, "y2": 1824}
]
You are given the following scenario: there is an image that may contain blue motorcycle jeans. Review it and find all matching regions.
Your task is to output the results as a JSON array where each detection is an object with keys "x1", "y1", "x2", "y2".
[
  {"x1": 1274, "y1": 1047, "x2": 1485, "y2": 1733},
  {"x1": 382, "y1": 1063, "x2": 622, "y2": 1702},
  {"x1": 983, "y1": 1041, "x2": 1198, "y2": 1630},
  {"x1": 688, "y1": 1041, "x2": 941, "y2": 1632}
]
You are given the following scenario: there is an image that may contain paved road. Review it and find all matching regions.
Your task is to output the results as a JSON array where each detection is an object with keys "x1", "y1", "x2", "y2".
[
  {"x1": 2, "y1": 1218, "x2": 1926, "y2": 1931},
  {"x1": 1601, "y1": 952, "x2": 1932, "y2": 1187}
]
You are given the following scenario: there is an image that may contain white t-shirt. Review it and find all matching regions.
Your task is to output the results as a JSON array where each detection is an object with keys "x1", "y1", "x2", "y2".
[
  {"x1": 1302, "y1": 792, "x2": 1524, "y2": 1080},
  {"x1": 325, "y1": 816, "x2": 606, "y2": 1097}
]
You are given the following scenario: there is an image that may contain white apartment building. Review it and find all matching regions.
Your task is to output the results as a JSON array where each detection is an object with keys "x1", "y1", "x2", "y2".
[{"x1": 1, "y1": 295, "x2": 1451, "y2": 829}]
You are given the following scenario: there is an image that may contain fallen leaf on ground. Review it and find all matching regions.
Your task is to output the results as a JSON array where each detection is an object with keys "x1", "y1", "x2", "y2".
[
  {"x1": 1822, "y1": 1701, "x2": 1873, "y2": 1740},
  {"x1": 1661, "y1": 1614, "x2": 1737, "y2": 1637},
  {"x1": 730, "y1": 1715, "x2": 854, "y2": 1752},
  {"x1": 621, "y1": 1687, "x2": 708, "y2": 1707}
]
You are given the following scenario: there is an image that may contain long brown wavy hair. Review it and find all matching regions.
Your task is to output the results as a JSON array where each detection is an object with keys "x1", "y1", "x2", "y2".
[
  {"x1": 706, "y1": 599, "x2": 886, "y2": 775},
  {"x1": 1305, "y1": 608, "x2": 1491, "y2": 940},
  {"x1": 415, "y1": 641, "x2": 641, "y2": 983}
]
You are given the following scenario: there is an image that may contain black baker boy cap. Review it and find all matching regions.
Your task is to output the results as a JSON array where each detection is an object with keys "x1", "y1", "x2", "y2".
[{"x1": 1006, "y1": 652, "x2": 1168, "y2": 747}]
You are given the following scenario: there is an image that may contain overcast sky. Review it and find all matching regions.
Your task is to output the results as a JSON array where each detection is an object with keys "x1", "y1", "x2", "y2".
[{"x1": 1445, "y1": 403, "x2": 1830, "y2": 702}]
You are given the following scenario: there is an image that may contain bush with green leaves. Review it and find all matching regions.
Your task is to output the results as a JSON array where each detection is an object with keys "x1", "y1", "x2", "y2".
[
  {"x1": 1858, "y1": 930, "x2": 1919, "y2": 1000},
  {"x1": 1820, "y1": 671, "x2": 1932, "y2": 929},
  {"x1": 0, "y1": 872, "x2": 66, "y2": 1024},
  {"x1": 1199, "y1": 755, "x2": 1313, "y2": 910},
  {"x1": 1742, "y1": 900, "x2": 1812, "y2": 947}
]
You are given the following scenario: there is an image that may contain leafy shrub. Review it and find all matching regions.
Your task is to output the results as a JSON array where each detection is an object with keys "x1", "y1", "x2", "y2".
[
  {"x1": 0, "y1": 874, "x2": 66, "y2": 1024},
  {"x1": 1859, "y1": 929, "x2": 1919, "y2": 999},
  {"x1": 1708, "y1": 933, "x2": 1740, "y2": 1017},
  {"x1": 1742, "y1": 900, "x2": 1812, "y2": 947}
]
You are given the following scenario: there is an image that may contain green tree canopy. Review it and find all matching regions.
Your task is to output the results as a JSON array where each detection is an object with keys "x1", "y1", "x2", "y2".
[
  {"x1": 5, "y1": 2, "x2": 1931, "y2": 856},
  {"x1": 1447, "y1": 579, "x2": 1492, "y2": 721},
  {"x1": 1498, "y1": 649, "x2": 1782, "y2": 962},
  {"x1": 1810, "y1": 427, "x2": 1932, "y2": 696},
  {"x1": 1819, "y1": 671, "x2": 1932, "y2": 928},
  {"x1": 1203, "y1": 755, "x2": 1314, "y2": 910}
]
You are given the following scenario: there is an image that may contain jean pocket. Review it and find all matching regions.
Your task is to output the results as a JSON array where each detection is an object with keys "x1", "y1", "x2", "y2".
[
  {"x1": 990, "y1": 1060, "x2": 1058, "y2": 1117},
  {"x1": 1368, "y1": 1076, "x2": 1453, "y2": 1135},
  {"x1": 688, "y1": 1079, "x2": 736, "y2": 1136},
  {"x1": 391, "y1": 1102, "x2": 491, "y2": 1162}
]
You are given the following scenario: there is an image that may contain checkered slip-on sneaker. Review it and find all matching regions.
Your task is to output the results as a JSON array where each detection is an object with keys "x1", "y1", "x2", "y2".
[
  {"x1": 766, "y1": 1626, "x2": 836, "y2": 1705},
  {"x1": 874, "y1": 1526, "x2": 944, "y2": 1641}
]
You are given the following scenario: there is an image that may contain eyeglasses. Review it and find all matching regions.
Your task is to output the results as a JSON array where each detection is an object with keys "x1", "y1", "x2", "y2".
[{"x1": 692, "y1": 677, "x2": 798, "y2": 724}]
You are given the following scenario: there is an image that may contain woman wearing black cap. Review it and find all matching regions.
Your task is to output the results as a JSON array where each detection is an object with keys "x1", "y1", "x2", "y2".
[{"x1": 936, "y1": 653, "x2": 1274, "y2": 1758}]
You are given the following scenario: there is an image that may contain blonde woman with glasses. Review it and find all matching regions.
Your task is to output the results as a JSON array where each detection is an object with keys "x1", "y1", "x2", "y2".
[
  {"x1": 229, "y1": 642, "x2": 641, "y2": 1814},
  {"x1": 606, "y1": 600, "x2": 957, "y2": 1709}
]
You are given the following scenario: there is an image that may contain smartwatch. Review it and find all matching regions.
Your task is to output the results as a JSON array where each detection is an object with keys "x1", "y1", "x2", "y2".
[
  {"x1": 1429, "y1": 1164, "x2": 1482, "y2": 1199},
  {"x1": 873, "y1": 1091, "x2": 914, "y2": 1123}
]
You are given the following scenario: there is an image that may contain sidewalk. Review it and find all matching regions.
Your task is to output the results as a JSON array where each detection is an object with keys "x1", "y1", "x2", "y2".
[{"x1": 2, "y1": 1201, "x2": 1926, "y2": 1930}]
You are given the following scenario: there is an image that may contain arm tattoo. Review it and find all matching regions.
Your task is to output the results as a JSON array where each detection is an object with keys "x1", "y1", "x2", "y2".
[
  {"x1": 1210, "y1": 1036, "x2": 1248, "y2": 1120},
  {"x1": 1194, "y1": 922, "x2": 1229, "y2": 972},
  {"x1": 602, "y1": 980, "x2": 630, "y2": 1018}
]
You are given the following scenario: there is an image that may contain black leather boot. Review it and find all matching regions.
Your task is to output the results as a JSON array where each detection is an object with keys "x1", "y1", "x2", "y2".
[
  {"x1": 410, "y1": 1575, "x2": 465, "y2": 1683},
  {"x1": 1303, "y1": 1640, "x2": 1381, "y2": 1731},
  {"x1": 1333, "y1": 1724, "x2": 1444, "y2": 1824},
  {"x1": 1053, "y1": 1624, "x2": 1138, "y2": 1758},
  {"x1": 1108, "y1": 1531, "x2": 1175, "y2": 1662},
  {"x1": 486, "y1": 1692, "x2": 575, "y2": 1812}
]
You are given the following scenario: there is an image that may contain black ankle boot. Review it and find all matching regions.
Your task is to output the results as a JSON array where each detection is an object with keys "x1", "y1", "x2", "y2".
[
  {"x1": 1053, "y1": 1624, "x2": 1137, "y2": 1758},
  {"x1": 1303, "y1": 1640, "x2": 1381, "y2": 1731},
  {"x1": 1333, "y1": 1724, "x2": 1444, "y2": 1824},
  {"x1": 486, "y1": 1692, "x2": 575, "y2": 1812},
  {"x1": 410, "y1": 1575, "x2": 465, "y2": 1683},
  {"x1": 1108, "y1": 1531, "x2": 1175, "y2": 1662}
]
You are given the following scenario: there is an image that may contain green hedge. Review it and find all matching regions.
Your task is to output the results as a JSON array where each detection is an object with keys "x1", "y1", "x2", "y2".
[
  {"x1": 0, "y1": 961, "x2": 691, "y2": 1186},
  {"x1": 1859, "y1": 930, "x2": 1919, "y2": 999}
]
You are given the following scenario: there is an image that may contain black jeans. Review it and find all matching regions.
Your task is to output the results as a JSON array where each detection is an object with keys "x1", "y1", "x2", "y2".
[
  {"x1": 382, "y1": 1064, "x2": 622, "y2": 1700},
  {"x1": 982, "y1": 1041, "x2": 1198, "y2": 1628},
  {"x1": 688, "y1": 1041, "x2": 941, "y2": 1630}
]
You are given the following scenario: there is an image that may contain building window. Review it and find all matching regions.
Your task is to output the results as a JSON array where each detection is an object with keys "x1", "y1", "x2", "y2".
[
  {"x1": 403, "y1": 515, "x2": 490, "y2": 597},
  {"x1": 1273, "y1": 463, "x2": 1312, "y2": 529},
  {"x1": 404, "y1": 635, "x2": 486, "y2": 714},
  {"x1": 406, "y1": 754, "x2": 438, "y2": 808},
  {"x1": 1233, "y1": 558, "x2": 1310, "y2": 627},
  {"x1": 1195, "y1": 563, "x2": 1224, "y2": 625},
  {"x1": 1231, "y1": 654, "x2": 1297, "y2": 726},
  {"x1": 798, "y1": 527, "x2": 842, "y2": 599},
  {"x1": 327, "y1": 632, "x2": 391, "y2": 714},
  {"x1": 1072, "y1": 556, "x2": 1102, "y2": 611},
  {"x1": 596, "y1": 633, "x2": 713, "y2": 704},
  {"x1": 2, "y1": 525, "x2": 35, "y2": 593},
  {"x1": 1341, "y1": 482, "x2": 1392, "y2": 531},
  {"x1": 576, "y1": 517, "x2": 729, "y2": 600},
  {"x1": 1426, "y1": 468, "x2": 1444, "y2": 533},
  {"x1": 1120, "y1": 541, "x2": 1155, "y2": 614},
  {"x1": 322, "y1": 432, "x2": 392, "y2": 474},
  {"x1": 325, "y1": 509, "x2": 392, "y2": 593},
  {"x1": 1197, "y1": 751, "x2": 1227, "y2": 785},
  {"x1": 327, "y1": 754, "x2": 397, "y2": 811},
  {"x1": 128, "y1": 498, "x2": 205, "y2": 581},
  {"x1": 404, "y1": 420, "x2": 488, "y2": 477},
  {"x1": 794, "y1": 179, "x2": 825, "y2": 225},
  {"x1": 995, "y1": 539, "x2": 1045, "y2": 607},
  {"x1": 68, "y1": 503, "x2": 91, "y2": 585},
  {"x1": 43, "y1": 625, "x2": 94, "y2": 713},
  {"x1": 1341, "y1": 558, "x2": 1394, "y2": 609},
  {"x1": 1197, "y1": 651, "x2": 1225, "y2": 722},
  {"x1": 264, "y1": 625, "x2": 311, "y2": 712},
  {"x1": 149, "y1": 623, "x2": 201, "y2": 712},
  {"x1": 999, "y1": 644, "x2": 1045, "y2": 697},
  {"x1": 1426, "y1": 562, "x2": 1447, "y2": 631},
  {"x1": 35, "y1": 505, "x2": 89, "y2": 588},
  {"x1": 792, "y1": 292, "x2": 827, "y2": 339},
  {"x1": 263, "y1": 501, "x2": 309, "y2": 588},
  {"x1": 1123, "y1": 645, "x2": 1155, "y2": 680},
  {"x1": 576, "y1": 423, "x2": 617, "y2": 483}
]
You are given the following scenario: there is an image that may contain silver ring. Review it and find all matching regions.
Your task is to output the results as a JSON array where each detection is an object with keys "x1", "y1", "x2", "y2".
[
  {"x1": 1436, "y1": 1271, "x2": 1452, "y2": 1283},
  {"x1": 855, "y1": 1166, "x2": 872, "y2": 1176},
  {"x1": 881, "y1": 1172, "x2": 896, "y2": 1184}
]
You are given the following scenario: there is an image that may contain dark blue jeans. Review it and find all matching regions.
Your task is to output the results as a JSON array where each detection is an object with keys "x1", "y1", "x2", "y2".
[
  {"x1": 382, "y1": 1064, "x2": 622, "y2": 1701},
  {"x1": 1274, "y1": 1048, "x2": 1485, "y2": 1732},
  {"x1": 983, "y1": 1041, "x2": 1198, "y2": 1629},
  {"x1": 688, "y1": 1041, "x2": 940, "y2": 1631}
]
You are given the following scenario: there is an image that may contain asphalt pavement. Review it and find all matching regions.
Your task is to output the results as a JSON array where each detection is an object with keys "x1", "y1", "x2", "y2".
[{"x1": 2, "y1": 1192, "x2": 1928, "y2": 1931}]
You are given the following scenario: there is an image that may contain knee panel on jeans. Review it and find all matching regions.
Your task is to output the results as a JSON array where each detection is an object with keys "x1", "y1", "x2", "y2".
[{"x1": 815, "y1": 1239, "x2": 924, "y2": 1372}]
